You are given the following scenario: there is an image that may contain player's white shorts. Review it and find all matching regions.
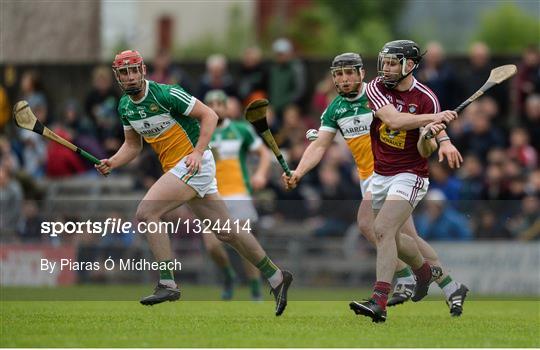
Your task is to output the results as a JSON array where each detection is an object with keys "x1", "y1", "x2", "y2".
[
  {"x1": 371, "y1": 172, "x2": 429, "y2": 210},
  {"x1": 360, "y1": 175, "x2": 373, "y2": 197},
  {"x1": 170, "y1": 150, "x2": 218, "y2": 198},
  {"x1": 222, "y1": 195, "x2": 259, "y2": 222}
]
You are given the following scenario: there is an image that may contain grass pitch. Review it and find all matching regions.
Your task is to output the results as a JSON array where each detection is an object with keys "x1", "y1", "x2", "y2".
[{"x1": 1, "y1": 285, "x2": 539, "y2": 347}]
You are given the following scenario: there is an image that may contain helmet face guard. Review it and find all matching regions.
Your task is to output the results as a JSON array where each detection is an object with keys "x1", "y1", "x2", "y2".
[
  {"x1": 112, "y1": 50, "x2": 146, "y2": 95},
  {"x1": 377, "y1": 40, "x2": 423, "y2": 89},
  {"x1": 330, "y1": 53, "x2": 364, "y2": 98}
]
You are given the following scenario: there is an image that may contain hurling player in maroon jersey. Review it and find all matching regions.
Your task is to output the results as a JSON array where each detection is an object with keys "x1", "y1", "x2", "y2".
[{"x1": 350, "y1": 40, "x2": 467, "y2": 323}]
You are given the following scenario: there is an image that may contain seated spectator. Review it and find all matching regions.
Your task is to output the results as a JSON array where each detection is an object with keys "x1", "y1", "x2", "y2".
[
  {"x1": 507, "y1": 195, "x2": 540, "y2": 241},
  {"x1": 525, "y1": 169, "x2": 540, "y2": 196},
  {"x1": 428, "y1": 160, "x2": 462, "y2": 201},
  {"x1": 458, "y1": 154, "x2": 485, "y2": 200},
  {"x1": 473, "y1": 208, "x2": 512, "y2": 240},
  {"x1": 508, "y1": 127, "x2": 537, "y2": 169},
  {"x1": 198, "y1": 54, "x2": 236, "y2": 99},
  {"x1": 522, "y1": 94, "x2": 540, "y2": 150},
  {"x1": 456, "y1": 104, "x2": 505, "y2": 160},
  {"x1": 313, "y1": 162, "x2": 356, "y2": 237},
  {"x1": 45, "y1": 127, "x2": 87, "y2": 178},
  {"x1": 17, "y1": 200, "x2": 43, "y2": 242},
  {"x1": 415, "y1": 190, "x2": 472, "y2": 241}
]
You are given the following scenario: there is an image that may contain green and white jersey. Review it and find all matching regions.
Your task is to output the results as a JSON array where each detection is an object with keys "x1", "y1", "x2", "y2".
[
  {"x1": 118, "y1": 80, "x2": 199, "y2": 172},
  {"x1": 210, "y1": 119, "x2": 262, "y2": 196},
  {"x1": 320, "y1": 82, "x2": 374, "y2": 179}
]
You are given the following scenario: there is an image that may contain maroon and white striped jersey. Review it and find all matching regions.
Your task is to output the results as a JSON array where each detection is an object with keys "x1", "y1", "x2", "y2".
[{"x1": 366, "y1": 77, "x2": 441, "y2": 178}]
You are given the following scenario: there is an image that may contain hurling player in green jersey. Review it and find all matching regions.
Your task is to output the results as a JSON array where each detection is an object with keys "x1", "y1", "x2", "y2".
[
  {"x1": 205, "y1": 89, "x2": 271, "y2": 301},
  {"x1": 95, "y1": 50, "x2": 292, "y2": 315}
]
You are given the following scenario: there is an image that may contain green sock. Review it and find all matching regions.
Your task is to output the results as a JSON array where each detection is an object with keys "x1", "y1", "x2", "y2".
[
  {"x1": 395, "y1": 266, "x2": 413, "y2": 278},
  {"x1": 159, "y1": 260, "x2": 174, "y2": 281},
  {"x1": 255, "y1": 256, "x2": 279, "y2": 279},
  {"x1": 222, "y1": 266, "x2": 236, "y2": 281},
  {"x1": 438, "y1": 275, "x2": 453, "y2": 288},
  {"x1": 249, "y1": 278, "x2": 261, "y2": 297}
]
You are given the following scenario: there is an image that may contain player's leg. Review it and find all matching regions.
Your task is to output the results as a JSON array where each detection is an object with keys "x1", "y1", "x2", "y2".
[
  {"x1": 188, "y1": 193, "x2": 292, "y2": 316},
  {"x1": 201, "y1": 232, "x2": 236, "y2": 300},
  {"x1": 137, "y1": 172, "x2": 198, "y2": 305},
  {"x1": 358, "y1": 190, "x2": 415, "y2": 307},
  {"x1": 401, "y1": 216, "x2": 469, "y2": 316}
]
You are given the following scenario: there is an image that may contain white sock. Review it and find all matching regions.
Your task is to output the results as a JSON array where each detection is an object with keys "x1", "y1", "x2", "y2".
[
  {"x1": 268, "y1": 270, "x2": 283, "y2": 289},
  {"x1": 160, "y1": 279, "x2": 177, "y2": 288},
  {"x1": 396, "y1": 275, "x2": 416, "y2": 286},
  {"x1": 442, "y1": 281, "x2": 460, "y2": 299}
]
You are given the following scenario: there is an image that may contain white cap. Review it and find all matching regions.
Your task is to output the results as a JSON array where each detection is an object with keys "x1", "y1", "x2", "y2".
[{"x1": 272, "y1": 38, "x2": 293, "y2": 54}]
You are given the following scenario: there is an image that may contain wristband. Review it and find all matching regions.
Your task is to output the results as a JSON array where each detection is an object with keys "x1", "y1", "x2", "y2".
[{"x1": 436, "y1": 136, "x2": 451, "y2": 143}]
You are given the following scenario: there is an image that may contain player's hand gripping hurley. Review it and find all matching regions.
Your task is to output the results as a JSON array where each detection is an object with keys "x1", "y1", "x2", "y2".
[
  {"x1": 245, "y1": 99, "x2": 292, "y2": 176},
  {"x1": 425, "y1": 64, "x2": 517, "y2": 139},
  {"x1": 13, "y1": 100, "x2": 109, "y2": 174}
]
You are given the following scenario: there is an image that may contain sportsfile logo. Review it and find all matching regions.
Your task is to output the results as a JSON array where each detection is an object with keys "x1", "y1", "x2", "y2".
[{"x1": 40, "y1": 218, "x2": 253, "y2": 237}]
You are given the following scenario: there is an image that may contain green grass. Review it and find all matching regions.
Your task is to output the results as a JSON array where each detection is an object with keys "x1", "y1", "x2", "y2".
[{"x1": 1, "y1": 286, "x2": 539, "y2": 347}]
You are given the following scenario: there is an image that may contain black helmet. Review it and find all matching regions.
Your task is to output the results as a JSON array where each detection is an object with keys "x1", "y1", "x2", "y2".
[
  {"x1": 331, "y1": 52, "x2": 363, "y2": 70},
  {"x1": 330, "y1": 53, "x2": 364, "y2": 98},
  {"x1": 378, "y1": 40, "x2": 424, "y2": 88}
]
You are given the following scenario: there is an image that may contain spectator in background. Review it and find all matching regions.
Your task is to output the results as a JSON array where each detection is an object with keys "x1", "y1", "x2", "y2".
[
  {"x1": 0, "y1": 165, "x2": 23, "y2": 241},
  {"x1": 19, "y1": 70, "x2": 47, "y2": 112},
  {"x1": 237, "y1": 46, "x2": 268, "y2": 106},
  {"x1": 455, "y1": 102, "x2": 505, "y2": 160},
  {"x1": 458, "y1": 154, "x2": 484, "y2": 200},
  {"x1": 17, "y1": 200, "x2": 43, "y2": 242},
  {"x1": 0, "y1": 136, "x2": 20, "y2": 173},
  {"x1": 513, "y1": 46, "x2": 540, "y2": 117},
  {"x1": 274, "y1": 104, "x2": 306, "y2": 149},
  {"x1": 508, "y1": 127, "x2": 537, "y2": 169},
  {"x1": 268, "y1": 38, "x2": 307, "y2": 124},
  {"x1": 429, "y1": 160, "x2": 462, "y2": 201},
  {"x1": 460, "y1": 42, "x2": 509, "y2": 116},
  {"x1": 313, "y1": 162, "x2": 356, "y2": 237},
  {"x1": 18, "y1": 95, "x2": 48, "y2": 178},
  {"x1": 84, "y1": 66, "x2": 122, "y2": 156},
  {"x1": 45, "y1": 127, "x2": 87, "y2": 178},
  {"x1": 473, "y1": 208, "x2": 512, "y2": 240},
  {"x1": 148, "y1": 49, "x2": 194, "y2": 94},
  {"x1": 311, "y1": 74, "x2": 337, "y2": 117},
  {"x1": 198, "y1": 54, "x2": 236, "y2": 99},
  {"x1": 526, "y1": 169, "x2": 540, "y2": 196},
  {"x1": 415, "y1": 189, "x2": 472, "y2": 241},
  {"x1": 60, "y1": 99, "x2": 105, "y2": 168},
  {"x1": 507, "y1": 195, "x2": 539, "y2": 241},
  {"x1": 522, "y1": 94, "x2": 540, "y2": 150},
  {"x1": 481, "y1": 162, "x2": 509, "y2": 201},
  {"x1": 416, "y1": 41, "x2": 460, "y2": 110}
]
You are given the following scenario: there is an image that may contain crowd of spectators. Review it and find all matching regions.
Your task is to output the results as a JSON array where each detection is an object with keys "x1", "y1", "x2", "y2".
[{"x1": 1, "y1": 39, "x2": 538, "y2": 244}]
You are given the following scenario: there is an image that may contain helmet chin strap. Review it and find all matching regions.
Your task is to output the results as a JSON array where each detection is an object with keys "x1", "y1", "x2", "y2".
[{"x1": 383, "y1": 59, "x2": 417, "y2": 89}]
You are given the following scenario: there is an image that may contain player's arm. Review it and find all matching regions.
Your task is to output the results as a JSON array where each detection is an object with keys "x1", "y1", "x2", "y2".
[
  {"x1": 250, "y1": 144, "x2": 271, "y2": 191},
  {"x1": 435, "y1": 130, "x2": 464, "y2": 169},
  {"x1": 286, "y1": 130, "x2": 335, "y2": 189},
  {"x1": 95, "y1": 129, "x2": 142, "y2": 175},
  {"x1": 189, "y1": 100, "x2": 219, "y2": 154},
  {"x1": 184, "y1": 100, "x2": 219, "y2": 173},
  {"x1": 417, "y1": 122, "x2": 446, "y2": 158},
  {"x1": 375, "y1": 104, "x2": 456, "y2": 131}
]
